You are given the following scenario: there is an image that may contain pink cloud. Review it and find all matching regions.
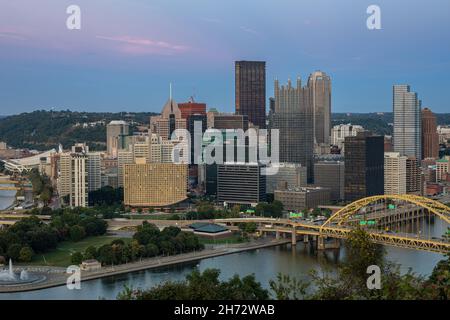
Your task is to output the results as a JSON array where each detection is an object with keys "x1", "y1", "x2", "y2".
[
  {"x1": 0, "y1": 28, "x2": 28, "y2": 41},
  {"x1": 95, "y1": 35, "x2": 190, "y2": 55}
]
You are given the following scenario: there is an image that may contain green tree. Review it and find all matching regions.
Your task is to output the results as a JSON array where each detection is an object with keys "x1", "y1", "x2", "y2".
[
  {"x1": 118, "y1": 268, "x2": 269, "y2": 300},
  {"x1": 71, "y1": 251, "x2": 84, "y2": 265},
  {"x1": 269, "y1": 273, "x2": 309, "y2": 300},
  {"x1": 19, "y1": 246, "x2": 34, "y2": 262},
  {"x1": 69, "y1": 225, "x2": 86, "y2": 242},
  {"x1": 7, "y1": 243, "x2": 22, "y2": 261}
]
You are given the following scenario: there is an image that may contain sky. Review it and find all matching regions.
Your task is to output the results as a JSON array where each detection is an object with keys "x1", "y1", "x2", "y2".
[{"x1": 0, "y1": 0, "x2": 449, "y2": 115}]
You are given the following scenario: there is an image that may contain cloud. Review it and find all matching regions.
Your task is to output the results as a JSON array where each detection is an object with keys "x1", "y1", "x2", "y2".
[
  {"x1": 239, "y1": 26, "x2": 259, "y2": 36},
  {"x1": 95, "y1": 35, "x2": 190, "y2": 55},
  {"x1": 0, "y1": 30, "x2": 28, "y2": 41}
]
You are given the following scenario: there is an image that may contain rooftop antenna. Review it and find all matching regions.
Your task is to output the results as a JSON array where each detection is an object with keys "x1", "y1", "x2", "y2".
[{"x1": 169, "y1": 82, "x2": 173, "y2": 100}]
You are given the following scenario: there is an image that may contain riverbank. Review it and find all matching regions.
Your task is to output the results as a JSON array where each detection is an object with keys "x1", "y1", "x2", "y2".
[{"x1": 0, "y1": 238, "x2": 290, "y2": 293}]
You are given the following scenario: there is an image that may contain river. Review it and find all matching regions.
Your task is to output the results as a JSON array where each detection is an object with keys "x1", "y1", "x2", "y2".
[
  {"x1": 0, "y1": 187, "x2": 16, "y2": 210},
  {"x1": 0, "y1": 191, "x2": 447, "y2": 300},
  {"x1": 0, "y1": 219, "x2": 446, "y2": 300}
]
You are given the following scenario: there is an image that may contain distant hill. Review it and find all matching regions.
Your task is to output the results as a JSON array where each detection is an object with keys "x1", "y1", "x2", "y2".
[
  {"x1": 1, "y1": 110, "x2": 449, "y2": 151},
  {"x1": 0, "y1": 110, "x2": 157, "y2": 151},
  {"x1": 332, "y1": 112, "x2": 450, "y2": 136}
]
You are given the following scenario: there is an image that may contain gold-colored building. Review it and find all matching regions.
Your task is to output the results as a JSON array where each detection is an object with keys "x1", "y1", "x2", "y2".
[{"x1": 123, "y1": 161, "x2": 188, "y2": 207}]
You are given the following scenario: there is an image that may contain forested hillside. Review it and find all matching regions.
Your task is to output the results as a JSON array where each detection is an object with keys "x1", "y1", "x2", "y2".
[{"x1": 0, "y1": 110, "x2": 156, "y2": 151}]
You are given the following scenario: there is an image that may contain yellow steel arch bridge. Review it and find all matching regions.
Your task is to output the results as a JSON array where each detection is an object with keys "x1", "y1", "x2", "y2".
[{"x1": 217, "y1": 194, "x2": 450, "y2": 254}]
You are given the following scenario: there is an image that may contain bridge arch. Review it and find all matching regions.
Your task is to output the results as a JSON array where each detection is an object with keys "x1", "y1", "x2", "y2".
[{"x1": 320, "y1": 194, "x2": 450, "y2": 232}]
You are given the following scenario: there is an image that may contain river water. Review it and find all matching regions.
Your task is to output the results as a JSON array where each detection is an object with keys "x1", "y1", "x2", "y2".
[
  {"x1": 0, "y1": 187, "x2": 15, "y2": 210},
  {"x1": 0, "y1": 189, "x2": 447, "y2": 300}
]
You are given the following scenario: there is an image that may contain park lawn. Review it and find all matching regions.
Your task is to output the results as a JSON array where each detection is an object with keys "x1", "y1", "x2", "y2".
[{"x1": 29, "y1": 236, "x2": 131, "y2": 267}]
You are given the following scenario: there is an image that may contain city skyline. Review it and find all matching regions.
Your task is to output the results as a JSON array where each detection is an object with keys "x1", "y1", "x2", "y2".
[{"x1": 0, "y1": 0, "x2": 450, "y2": 114}]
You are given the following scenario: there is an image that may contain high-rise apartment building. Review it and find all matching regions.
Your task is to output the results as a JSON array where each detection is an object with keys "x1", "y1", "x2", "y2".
[
  {"x1": 384, "y1": 152, "x2": 407, "y2": 195},
  {"x1": 106, "y1": 121, "x2": 129, "y2": 158},
  {"x1": 393, "y1": 85, "x2": 421, "y2": 159},
  {"x1": 58, "y1": 143, "x2": 89, "y2": 207},
  {"x1": 235, "y1": 61, "x2": 266, "y2": 129},
  {"x1": 421, "y1": 107, "x2": 439, "y2": 159},
  {"x1": 271, "y1": 78, "x2": 314, "y2": 182},
  {"x1": 123, "y1": 160, "x2": 188, "y2": 207},
  {"x1": 307, "y1": 71, "x2": 331, "y2": 146},
  {"x1": 344, "y1": 132, "x2": 384, "y2": 202}
]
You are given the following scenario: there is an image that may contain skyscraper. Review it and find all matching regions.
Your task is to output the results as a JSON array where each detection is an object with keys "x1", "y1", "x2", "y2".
[
  {"x1": 384, "y1": 152, "x2": 407, "y2": 195},
  {"x1": 307, "y1": 71, "x2": 331, "y2": 146},
  {"x1": 106, "y1": 121, "x2": 129, "y2": 158},
  {"x1": 393, "y1": 84, "x2": 421, "y2": 159},
  {"x1": 421, "y1": 107, "x2": 439, "y2": 159},
  {"x1": 58, "y1": 143, "x2": 89, "y2": 207},
  {"x1": 271, "y1": 78, "x2": 314, "y2": 182},
  {"x1": 150, "y1": 93, "x2": 186, "y2": 141},
  {"x1": 344, "y1": 132, "x2": 384, "y2": 202},
  {"x1": 235, "y1": 61, "x2": 266, "y2": 129}
]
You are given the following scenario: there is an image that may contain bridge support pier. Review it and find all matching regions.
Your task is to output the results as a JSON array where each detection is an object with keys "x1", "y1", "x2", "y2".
[
  {"x1": 275, "y1": 231, "x2": 280, "y2": 240},
  {"x1": 303, "y1": 235, "x2": 309, "y2": 243},
  {"x1": 317, "y1": 236, "x2": 340, "y2": 250},
  {"x1": 291, "y1": 227, "x2": 297, "y2": 246}
]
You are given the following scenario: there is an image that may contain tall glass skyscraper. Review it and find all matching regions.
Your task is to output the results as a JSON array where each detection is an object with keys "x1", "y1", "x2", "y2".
[
  {"x1": 270, "y1": 78, "x2": 314, "y2": 182},
  {"x1": 235, "y1": 61, "x2": 266, "y2": 129},
  {"x1": 393, "y1": 84, "x2": 422, "y2": 159},
  {"x1": 307, "y1": 71, "x2": 331, "y2": 146}
]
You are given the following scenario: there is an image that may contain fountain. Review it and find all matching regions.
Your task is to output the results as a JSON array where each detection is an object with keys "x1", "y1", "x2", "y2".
[
  {"x1": 0, "y1": 259, "x2": 45, "y2": 286},
  {"x1": 0, "y1": 259, "x2": 16, "y2": 281}
]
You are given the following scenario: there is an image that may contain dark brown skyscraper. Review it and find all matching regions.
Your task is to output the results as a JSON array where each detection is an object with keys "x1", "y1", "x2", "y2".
[
  {"x1": 235, "y1": 61, "x2": 266, "y2": 128},
  {"x1": 344, "y1": 132, "x2": 384, "y2": 202},
  {"x1": 421, "y1": 107, "x2": 439, "y2": 159}
]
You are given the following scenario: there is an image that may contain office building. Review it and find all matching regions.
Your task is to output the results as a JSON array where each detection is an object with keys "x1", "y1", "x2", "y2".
[
  {"x1": 150, "y1": 95, "x2": 186, "y2": 141},
  {"x1": 235, "y1": 61, "x2": 266, "y2": 128},
  {"x1": 436, "y1": 157, "x2": 450, "y2": 182},
  {"x1": 331, "y1": 124, "x2": 364, "y2": 152},
  {"x1": 212, "y1": 114, "x2": 249, "y2": 131},
  {"x1": 307, "y1": 71, "x2": 332, "y2": 146},
  {"x1": 271, "y1": 78, "x2": 314, "y2": 181},
  {"x1": 274, "y1": 186, "x2": 330, "y2": 212},
  {"x1": 266, "y1": 163, "x2": 307, "y2": 194},
  {"x1": 123, "y1": 160, "x2": 188, "y2": 207},
  {"x1": 421, "y1": 107, "x2": 439, "y2": 159},
  {"x1": 384, "y1": 152, "x2": 407, "y2": 195},
  {"x1": 314, "y1": 160, "x2": 345, "y2": 201},
  {"x1": 406, "y1": 157, "x2": 422, "y2": 194},
  {"x1": 87, "y1": 152, "x2": 102, "y2": 192},
  {"x1": 178, "y1": 100, "x2": 207, "y2": 120},
  {"x1": 344, "y1": 132, "x2": 384, "y2": 202},
  {"x1": 217, "y1": 163, "x2": 266, "y2": 206},
  {"x1": 106, "y1": 121, "x2": 129, "y2": 158},
  {"x1": 393, "y1": 84, "x2": 421, "y2": 159}
]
